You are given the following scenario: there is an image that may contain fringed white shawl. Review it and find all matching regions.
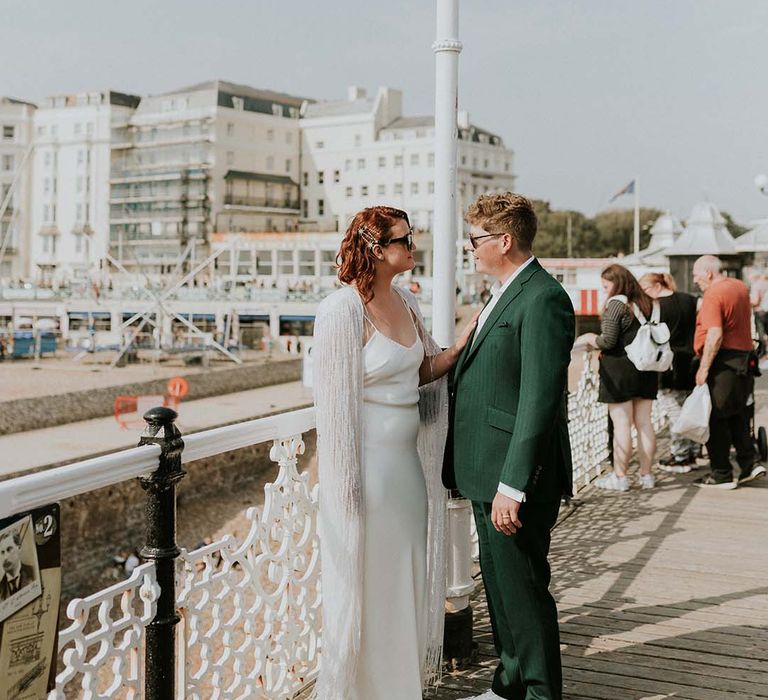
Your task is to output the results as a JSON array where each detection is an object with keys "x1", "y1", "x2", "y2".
[{"x1": 312, "y1": 285, "x2": 448, "y2": 700}]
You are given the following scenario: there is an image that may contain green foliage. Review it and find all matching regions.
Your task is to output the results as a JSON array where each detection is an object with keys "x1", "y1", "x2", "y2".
[{"x1": 531, "y1": 200, "x2": 663, "y2": 258}]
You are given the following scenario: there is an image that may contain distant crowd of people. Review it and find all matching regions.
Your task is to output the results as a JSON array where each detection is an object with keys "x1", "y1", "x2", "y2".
[{"x1": 577, "y1": 255, "x2": 767, "y2": 491}]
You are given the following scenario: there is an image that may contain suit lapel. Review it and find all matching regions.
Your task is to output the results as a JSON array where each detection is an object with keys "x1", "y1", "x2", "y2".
[{"x1": 459, "y1": 259, "x2": 542, "y2": 371}]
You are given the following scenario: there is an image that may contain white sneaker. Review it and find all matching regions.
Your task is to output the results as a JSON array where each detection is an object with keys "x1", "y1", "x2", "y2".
[
  {"x1": 594, "y1": 472, "x2": 630, "y2": 491},
  {"x1": 738, "y1": 464, "x2": 767, "y2": 485},
  {"x1": 639, "y1": 473, "x2": 656, "y2": 489},
  {"x1": 457, "y1": 692, "x2": 503, "y2": 700}
]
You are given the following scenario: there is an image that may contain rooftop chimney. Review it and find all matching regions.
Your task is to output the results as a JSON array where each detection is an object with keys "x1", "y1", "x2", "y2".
[{"x1": 347, "y1": 86, "x2": 367, "y2": 101}]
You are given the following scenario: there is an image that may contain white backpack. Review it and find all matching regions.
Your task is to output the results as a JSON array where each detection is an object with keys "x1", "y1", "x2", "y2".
[{"x1": 608, "y1": 295, "x2": 674, "y2": 372}]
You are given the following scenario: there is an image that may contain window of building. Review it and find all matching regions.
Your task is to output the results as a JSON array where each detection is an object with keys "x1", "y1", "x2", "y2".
[
  {"x1": 302, "y1": 200, "x2": 308, "y2": 217},
  {"x1": 42, "y1": 235, "x2": 49, "y2": 253},
  {"x1": 1, "y1": 154, "x2": 13, "y2": 171},
  {"x1": 266, "y1": 156, "x2": 274, "y2": 170},
  {"x1": 428, "y1": 181, "x2": 434, "y2": 194},
  {"x1": 344, "y1": 159, "x2": 352, "y2": 172},
  {"x1": 2, "y1": 125, "x2": 14, "y2": 140},
  {"x1": 361, "y1": 185, "x2": 368, "y2": 196},
  {"x1": 86, "y1": 123, "x2": 94, "y2": 137},
  {"x1": 74, "y1": 123, "x2": 82, "y2": 135},
  {"x1": 43, "y1": 204, "x2": 49, "y2": 221},
  {"x1": 333, "y1": 169, "x2": 340, "y2": 183},
  {"x1": 317, "y1": 199, "x2": 325, "y2": 216},
  {"x1": 299, "y1": 250, "x2": 315, "y2": 276},
  {"x1": 428, "y1": 152, "x2": 434, "y2": 166},
  {"x1": 256, "y1": 254, "x2": 272, "y2": 275},
  {"x1": 227, "y1": 122, "x2": 235, "y2": 137},
  {"x1": 320, "y1": 250, "x2": 336, "y2": 276},
  {"x1": 286, "y1": 131, "x2": 293, "y2": 144},
  {"x1": 354, "y1": 134, "x2": 362, "y2": 147},
  {"x1": 44, "y1": 152, "x2": 51, "y2": 167},
  {"x1": 410, "y1": 182, "x2": 419, "y2": 195},
  {"x1": 272, "y1": 104, "x2": 282, "y2": 117},
  {"x1": 278, "y1": 250, "x2": 294, "y2": 275},
  {"x1": 76, "y1": 177, "x2": 83, "y2": 193},
  {"x1": 75, "y1": 234, "x2": 83, "y2": 253},
  {"x1": 315, "y1": 141, "x2": 324, "y2": 149},
  {"x1": 303, "y1": 172, "x2": 308, "y2": 186},
  {"x1": 318, "y1": 171, "x2": 324, "y2": 185},
  {"x1": 377, "y1": 184, "x2": 386, "y2": 196},
  {"x1": 357, "y1": 158, "x2": 365, "y2": 170},
  {"x1": 226, "y1": 151, "x2": 234, "y2": 165},
  {"x1": 44, "y1": 178, "x2": 50, "y2": 194},
  {"x1": 345, "y1": 187, "x2": 353, "y2": 198},
  {"x1": 410, "y1": 153, "x2": 420, "y2": 166},
  {"x1": 37, "y1": 126, "x2": 45, "y2": 136},
  {"x1": 394, "y1": 155, "x2": 403, "y2": 167},
  {"x1": 76, "y1": 203, "x2": 83, "y2": 221},
  {"x1": 505, "y1": 162, "x2": 510, "y2": 172},
  {"x1": 394, "y1": 183, "x2": 403, "y2": 195},
  {"x1": 51, "y1": 125, "x2": 57, "y2": 137},
  {"x1": 77, "y1": 149, "x2": 84, "y2": 165},
  {"x1": 484, "y1": 159, "x2": 489, "y2": 169},
  {"x1": 472, "y1": 157, "x2": 478, "y2": 168},
  {"x1": 378, "y1": 156, "x2": 386, "y2": 169},
  {"x1": 461, "y1": 155, "x2": 467, "y2": 166},
  {"x1": 267, "y1": 129, "x2": 274, "y2": 141},
  {"x1": 84, "y1": 177, "x2": 89, "y2": 193},
  {"x1": 286, "y1": 159, "x2": 292, "y2": 172},
  {"x1": 53, "y1": 178, "x2": 58, "y2": 194}
]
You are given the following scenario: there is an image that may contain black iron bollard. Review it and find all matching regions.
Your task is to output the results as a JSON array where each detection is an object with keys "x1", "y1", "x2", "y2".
[{"x1": 138, "y1": 406, "x2": 185, "y2": 700}]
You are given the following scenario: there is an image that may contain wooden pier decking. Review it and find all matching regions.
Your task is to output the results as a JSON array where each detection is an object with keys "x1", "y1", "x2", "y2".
[{"x1": 434, "y1": 469, "x2": 768, "y2": 700}]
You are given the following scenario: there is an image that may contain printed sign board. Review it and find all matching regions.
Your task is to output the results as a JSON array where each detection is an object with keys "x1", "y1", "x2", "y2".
[{"x1": 0, "y1": 504, "x2": 61, "y2": 699}]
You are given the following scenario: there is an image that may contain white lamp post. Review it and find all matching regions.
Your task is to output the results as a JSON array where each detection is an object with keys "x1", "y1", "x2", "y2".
[
  {"x1": 432, "y1": 0, "x2": 462, "y2": 348},
  {"x1": 433, "y1": 0, "x2": 476, "y2": 667}
]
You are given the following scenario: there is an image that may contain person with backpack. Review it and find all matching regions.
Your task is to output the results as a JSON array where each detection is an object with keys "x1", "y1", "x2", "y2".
[
  {"x1": 639, "y1": 272, "x2": 700, "y2": 472},
  {"x1": 576, "y1": 264, "x2": 662, "y2": 491}
]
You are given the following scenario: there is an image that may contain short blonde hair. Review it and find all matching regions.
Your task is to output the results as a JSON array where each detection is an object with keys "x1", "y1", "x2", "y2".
[{"x1": 464, "y1": 192, "x2": 537, "y2": 250}]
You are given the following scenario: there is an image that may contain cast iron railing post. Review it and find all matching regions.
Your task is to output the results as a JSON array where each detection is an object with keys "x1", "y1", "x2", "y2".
[{"x1": 138, "y1": 406, "x2": 185, "y2": 700}]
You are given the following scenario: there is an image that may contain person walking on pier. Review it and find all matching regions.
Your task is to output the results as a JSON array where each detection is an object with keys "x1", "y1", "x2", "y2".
[
  {"x1": 639, "y1": 272, "x2": 699, "y2": 471},
  {"x1": 312, "y1": 206, "x2": 478, "y2": 700},
  {"x1": 445, "y1": 193, "x2": 575, "y2": 700},
  {"x1": 577, "y1": 264, "x2": 660, "y2": 491},
  {"x1": 692, "y1": 255, "x2": 766, "y2": 488}
]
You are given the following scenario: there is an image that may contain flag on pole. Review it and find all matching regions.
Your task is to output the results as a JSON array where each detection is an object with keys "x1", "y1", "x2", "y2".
[{"x1": 609, "y1": 179, "x2": 636, "y2": 203}]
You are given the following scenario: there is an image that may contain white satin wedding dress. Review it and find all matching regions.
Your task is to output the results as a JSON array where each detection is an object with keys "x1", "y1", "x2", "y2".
[{"x1": 351, "y1": 312, "x2": 428, "y2": 699}]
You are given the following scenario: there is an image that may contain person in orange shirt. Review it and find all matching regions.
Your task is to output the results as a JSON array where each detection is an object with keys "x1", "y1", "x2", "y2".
[{"x1": 692, "y1": 255, "x2": 766, "y2": 488}]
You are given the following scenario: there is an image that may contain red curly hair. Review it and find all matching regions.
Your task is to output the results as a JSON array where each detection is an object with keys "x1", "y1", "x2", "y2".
[{"x1": 337, "y1": 206, "x2": 410, "y2": 302}]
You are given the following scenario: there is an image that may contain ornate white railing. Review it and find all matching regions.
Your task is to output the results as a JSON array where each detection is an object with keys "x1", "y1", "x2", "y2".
[{"x1": 0, "y1": 352, "x2": 653, "y2": 699}]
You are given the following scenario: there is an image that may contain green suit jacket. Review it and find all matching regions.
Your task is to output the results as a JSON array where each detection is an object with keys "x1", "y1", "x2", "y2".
[{"x1": 443, "y1": 259, "x2": 575, "y2": 503}]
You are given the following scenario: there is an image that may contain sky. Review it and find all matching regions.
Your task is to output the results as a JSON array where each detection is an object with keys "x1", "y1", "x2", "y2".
[{"x1": 2, "y1": 0, "x2": 767, "y2": 224}]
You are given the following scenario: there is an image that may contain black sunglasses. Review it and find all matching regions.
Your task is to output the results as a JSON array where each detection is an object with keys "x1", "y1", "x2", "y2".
[
  {"x1": 379, "y1": 229, "x2": 414, "y2": 251},
  {"x1": 468, "y1": 232, "x2": 503, "y2": 250}
]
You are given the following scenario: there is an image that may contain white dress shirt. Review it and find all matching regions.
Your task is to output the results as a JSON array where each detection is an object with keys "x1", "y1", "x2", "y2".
[{"x1": 473, "y1": 256, "x2": 536, "y2": 503}]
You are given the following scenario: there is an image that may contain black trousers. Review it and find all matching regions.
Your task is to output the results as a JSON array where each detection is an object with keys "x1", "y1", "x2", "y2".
[
  {"x1": 472, "y1": 499, "x2": 562, "y2": 700},
  {"x1": 706, "y1": 351, "x2": 755, "y2": 481},
  {"x1": 706, "y1": 410, "x2": 755, "y2": 481}
]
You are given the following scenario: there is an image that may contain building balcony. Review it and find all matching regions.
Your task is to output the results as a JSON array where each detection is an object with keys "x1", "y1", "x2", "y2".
[{"x1": 223, "y1": 194, "x2": 300, "y2": 210}]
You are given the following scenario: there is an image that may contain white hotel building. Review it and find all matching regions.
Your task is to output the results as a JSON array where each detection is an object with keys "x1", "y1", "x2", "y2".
[
  {"x1": 217, "y1": 86, "x2": 516, "y2": 290},
  {"x1": 0, "y1": 97, "x2": 36, "y2": 282},
  {"x1": 110, "y1": 81, "x2": 308, "y2": 276},
  {"x1": 29, "y1": 91, "x2": 140, "y2": 284}
]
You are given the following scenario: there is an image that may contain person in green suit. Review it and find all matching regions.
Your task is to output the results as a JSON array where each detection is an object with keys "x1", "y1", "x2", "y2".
[{"x1": 445, "y1": 193, "x2": 575, "y2": 700}]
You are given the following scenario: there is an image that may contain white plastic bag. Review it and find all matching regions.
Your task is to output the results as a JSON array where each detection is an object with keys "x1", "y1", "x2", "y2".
[{"x1": 672, "y1": 384, "x2": 712, "y2": 443}]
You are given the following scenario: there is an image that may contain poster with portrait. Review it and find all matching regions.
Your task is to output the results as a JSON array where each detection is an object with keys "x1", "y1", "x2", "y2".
[{"x1": 0, "y1": 505, "x2": 61, "y2": 699}]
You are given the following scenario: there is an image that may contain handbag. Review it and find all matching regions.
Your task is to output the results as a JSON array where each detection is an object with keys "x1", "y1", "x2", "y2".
[{"x1": 625, "y1": 300, "x2": 674, "y2": 372}]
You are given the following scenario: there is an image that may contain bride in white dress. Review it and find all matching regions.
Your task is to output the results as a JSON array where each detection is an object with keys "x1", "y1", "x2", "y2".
[{"x1": 313, "y1": 206, "x2": 478, "y2": 700}]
